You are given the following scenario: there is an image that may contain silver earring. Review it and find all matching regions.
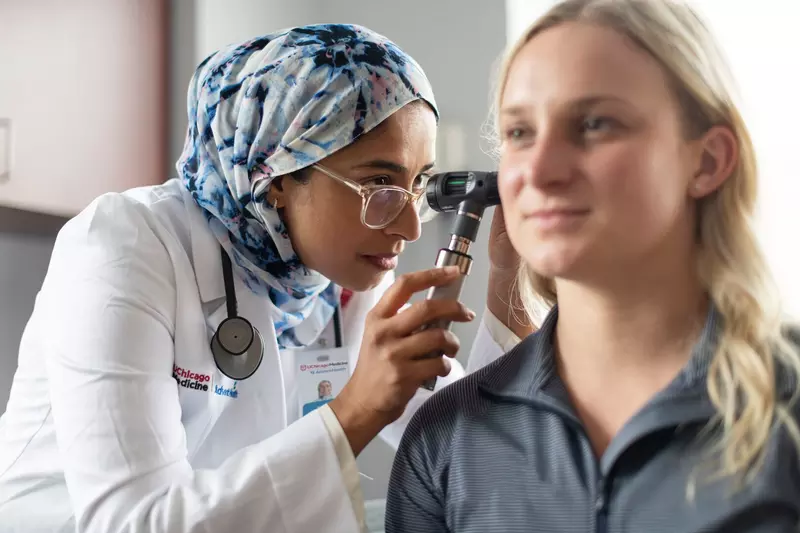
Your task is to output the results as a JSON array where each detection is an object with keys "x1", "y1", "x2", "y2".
[{"x1": 272, "y1": 198, "x2": 278, "y2": 210}]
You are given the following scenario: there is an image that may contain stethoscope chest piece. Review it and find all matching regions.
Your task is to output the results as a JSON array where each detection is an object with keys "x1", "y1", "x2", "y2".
[
  {"x1": 211, "y1": 246, "x2": 265, "y2": 381},
  {"x1": 211, "y1": 316, "x2": 264, "y2": 380}
]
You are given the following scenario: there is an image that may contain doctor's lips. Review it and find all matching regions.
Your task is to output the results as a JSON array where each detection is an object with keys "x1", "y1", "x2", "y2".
[{"x1": 360, "y1": 253, "x2": 399, "y2": 270}]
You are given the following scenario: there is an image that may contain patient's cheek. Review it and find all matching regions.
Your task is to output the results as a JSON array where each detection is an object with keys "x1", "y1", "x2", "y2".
[{"x1": 498, "y1": 165, "x2": 526, "y2": 198}]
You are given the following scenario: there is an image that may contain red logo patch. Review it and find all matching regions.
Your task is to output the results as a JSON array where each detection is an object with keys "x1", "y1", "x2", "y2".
[{"x1": 340, "y1": 288, "x2": 353, "y2": 309}]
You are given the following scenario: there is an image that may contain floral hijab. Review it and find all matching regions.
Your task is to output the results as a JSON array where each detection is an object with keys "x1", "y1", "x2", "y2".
[{"x1": 177, "y1": 24, "x2": 438, "y2": 349}]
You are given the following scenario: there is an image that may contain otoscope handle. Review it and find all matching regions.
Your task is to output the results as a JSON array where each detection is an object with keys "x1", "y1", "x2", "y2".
[{"x1": 419, "y1": 249, "x2": 471, "y2": 391}]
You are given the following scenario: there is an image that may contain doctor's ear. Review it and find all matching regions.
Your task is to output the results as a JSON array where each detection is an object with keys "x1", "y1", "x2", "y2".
[
  {"x1": 688, "y1": 125, "x2": 738, "y2": 199},
  {"x1": 266, "y1": 169, "x2": 313, "y2": 210},
  {"x1": 266, "y1": 177, "x2": 287, "y2": 210}
]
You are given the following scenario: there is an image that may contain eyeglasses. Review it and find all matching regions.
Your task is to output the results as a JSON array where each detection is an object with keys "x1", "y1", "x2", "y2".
[{"x1": 312, "y1": 163, "x2": 438, "y2": 229}]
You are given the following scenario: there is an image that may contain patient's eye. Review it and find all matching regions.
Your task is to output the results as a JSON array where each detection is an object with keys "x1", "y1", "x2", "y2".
[
  {"x1": 581, "y1": 115, "x2": 618, "y2": 134},
  {"x1": 501, "y1": 124, "x2": 535, "y2": 147}
]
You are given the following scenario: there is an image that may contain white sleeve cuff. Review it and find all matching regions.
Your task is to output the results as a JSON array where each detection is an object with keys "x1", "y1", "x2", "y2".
[
  {"x1": 464, "y1": 307, "x2": 521, "y2": 375},
  {"x1": 482, "y1": 305, "x2": 522, "y2": 353},
  {"x1": 318, "y1": 404, "x2": 367, "y2": 533},
  {"x1": 262, "y1": 408, "x2": 363, "y2": 533}
]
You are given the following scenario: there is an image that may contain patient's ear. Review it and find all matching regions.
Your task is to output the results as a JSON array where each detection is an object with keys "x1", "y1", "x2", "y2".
[{"x1": 688, "y1": 125, "x2": 738, "y2": 199}]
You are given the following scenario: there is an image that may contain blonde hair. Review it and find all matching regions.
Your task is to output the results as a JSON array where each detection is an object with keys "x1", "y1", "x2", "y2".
[{"x1": 491, "y1": 0, "x2": 800, "y2": 488}]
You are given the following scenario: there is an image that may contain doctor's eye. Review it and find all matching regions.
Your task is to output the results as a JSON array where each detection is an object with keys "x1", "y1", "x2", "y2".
[{"x1": 365, "y1": 175, "x2": 392, "y2": 187}]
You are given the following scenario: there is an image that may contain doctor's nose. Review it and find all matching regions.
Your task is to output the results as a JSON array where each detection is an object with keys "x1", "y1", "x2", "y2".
[{"x1": 384, "y1": 202, "x2": 422, "y2": 243}]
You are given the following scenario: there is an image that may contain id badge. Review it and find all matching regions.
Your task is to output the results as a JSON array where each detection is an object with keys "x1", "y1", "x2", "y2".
[{"x1": 296, "y1": 347, "x2": 350, "y2": 417}]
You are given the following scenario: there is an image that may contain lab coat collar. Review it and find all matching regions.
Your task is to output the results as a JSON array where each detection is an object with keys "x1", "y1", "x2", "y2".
[{"x1": 183, "y1": 187, "x2": 225, "y2": 304}]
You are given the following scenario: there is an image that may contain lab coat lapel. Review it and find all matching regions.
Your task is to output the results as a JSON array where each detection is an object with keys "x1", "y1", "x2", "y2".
[
  {"x1": 183, "y1": 192, "x2": 288, "y2": 456},
  {"x1": 232, "y1": 286, "x2": 288, "y2": 427},
  {"x1": 194, "y1": 276, "x2": 288, "y2": 459}
]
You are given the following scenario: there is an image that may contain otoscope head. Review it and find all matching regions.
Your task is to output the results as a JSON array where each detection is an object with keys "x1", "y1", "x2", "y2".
[{"x1": 425, "y1": 171, "x2": 499, "y2": 213}]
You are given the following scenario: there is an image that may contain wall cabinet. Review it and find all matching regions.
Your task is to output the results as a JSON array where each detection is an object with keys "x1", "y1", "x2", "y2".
[{"x1": 0, "y1": 0, "x2": 167, "y2": 218}]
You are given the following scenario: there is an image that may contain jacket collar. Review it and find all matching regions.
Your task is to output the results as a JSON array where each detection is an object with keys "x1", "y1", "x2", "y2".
[{"x1": 478, "y1": 302, "x2": 724, "y2": 403}]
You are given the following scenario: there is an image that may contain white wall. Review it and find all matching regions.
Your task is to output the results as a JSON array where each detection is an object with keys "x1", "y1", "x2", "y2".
[
  {"x1": 195, "y1": 0, "x2": 323, "y2": 63},
  {"x1": 691, "y1": 1, "x2": 800, "y2": 317},
  {"x1": 505, "y1": 0, "x2": 557, "y2": 45},
  {"x1": 504, "y1": 0, "x2": 800, "y2": 317}
]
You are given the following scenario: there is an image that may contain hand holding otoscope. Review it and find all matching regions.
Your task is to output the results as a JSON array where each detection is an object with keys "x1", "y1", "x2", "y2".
[{"x1": 417, "y1": 170, "x2": 501, "y2": 391}]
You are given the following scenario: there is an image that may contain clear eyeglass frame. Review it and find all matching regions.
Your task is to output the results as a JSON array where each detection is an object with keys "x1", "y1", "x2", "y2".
[{"x1": 312, "y1": 163, "x2": 438, "y2": 229}]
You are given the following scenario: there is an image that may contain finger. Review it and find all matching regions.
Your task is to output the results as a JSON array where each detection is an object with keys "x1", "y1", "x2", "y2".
[
  {"x1": 490, "y1": 204, "x2": 506, "y2": 231},
  {"x1": 372, "y1": 266, "x2": 462, "y2": 318},
  {"x1": 389, "y1": 328, "x2": 461, "y2": 362},
  {"x1": 407, "y1": 355, "x2": 453, "y2": 383},
  {"x1": 387, "y1": 298, "x2": 476, "y2": 337}
]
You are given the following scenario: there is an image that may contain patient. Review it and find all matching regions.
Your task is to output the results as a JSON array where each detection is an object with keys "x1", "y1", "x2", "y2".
[{"x1": 385, "y1": 0, "x2": 800, "y2": 531}]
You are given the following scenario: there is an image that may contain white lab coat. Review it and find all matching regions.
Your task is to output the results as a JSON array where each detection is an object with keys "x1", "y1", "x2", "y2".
[{"x1": 0, "y1": 179, "x2": 513, "y2": 533}]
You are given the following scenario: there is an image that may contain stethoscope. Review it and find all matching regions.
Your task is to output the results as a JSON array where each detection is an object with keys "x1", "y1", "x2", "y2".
[{"x1": 211, "y1": 246, "x2": 342, "y2": 381}]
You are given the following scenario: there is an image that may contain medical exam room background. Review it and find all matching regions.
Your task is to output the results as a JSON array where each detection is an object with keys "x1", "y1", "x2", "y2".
[{"x1": 1, "y1": 0, "x2": 799, "y2": 517}]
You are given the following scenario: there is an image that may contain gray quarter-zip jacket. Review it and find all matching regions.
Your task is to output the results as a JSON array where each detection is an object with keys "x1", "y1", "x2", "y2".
[{"x1": 385, "y1": 307, "x2": 800, "y2": 533}]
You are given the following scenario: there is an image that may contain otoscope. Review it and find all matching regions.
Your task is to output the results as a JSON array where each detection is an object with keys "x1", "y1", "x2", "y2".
[{"x1": 419, "y1": 170, "x2": 500, "y2": 391}]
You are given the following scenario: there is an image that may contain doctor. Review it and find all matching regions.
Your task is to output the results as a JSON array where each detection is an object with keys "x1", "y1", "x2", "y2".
[{"x1": 0, "y1": 24, "x2": 529, "y2": 533}]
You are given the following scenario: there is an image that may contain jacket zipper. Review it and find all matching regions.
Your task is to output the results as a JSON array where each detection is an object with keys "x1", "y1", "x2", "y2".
[
  {"x1": 595, "y1": 476, "x2": 609, "y2": 533},
  {"x1": 488, "y1": 392, "x2": 610, "y2": 531}
]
